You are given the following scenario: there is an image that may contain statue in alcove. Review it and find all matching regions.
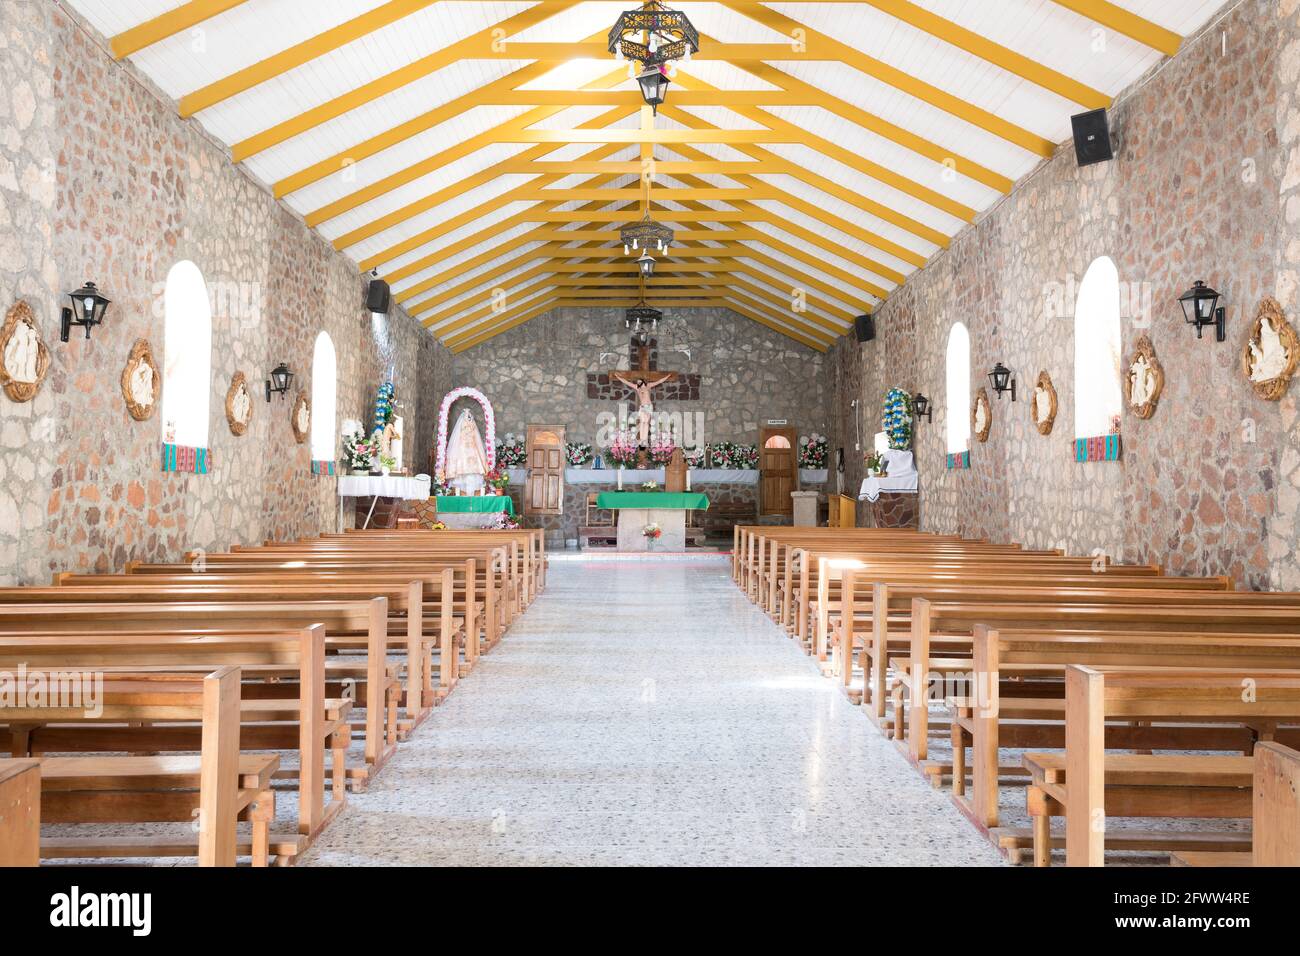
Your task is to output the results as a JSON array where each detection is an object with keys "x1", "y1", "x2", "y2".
[{"x1": 445, "y1": 408, "x2": 488, "y2": 494}]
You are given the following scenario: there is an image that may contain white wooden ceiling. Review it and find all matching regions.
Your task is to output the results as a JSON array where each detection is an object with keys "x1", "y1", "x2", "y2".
[{"x1": 64, "y1": 0, "x2": 1229, "y2": 351}]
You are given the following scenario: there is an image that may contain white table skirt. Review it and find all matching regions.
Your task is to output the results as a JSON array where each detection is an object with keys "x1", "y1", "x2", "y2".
[
  {"x1": 858, "y1": 475, "x2": 919, "y2": 503},
  {"x1": 799, "y1": 469, "x2": 828, "y2": 484},
  {"x1": 337, "y1": 474, "x2": 431, "y2": 500}
]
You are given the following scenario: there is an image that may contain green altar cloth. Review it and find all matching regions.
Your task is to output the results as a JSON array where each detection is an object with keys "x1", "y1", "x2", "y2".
[
  {"x1": 596, "y1": 492, "x2": 710, "y2": 511},
  {"x1": 433, "y1": 495, "x2": 514, "y2": 515}
]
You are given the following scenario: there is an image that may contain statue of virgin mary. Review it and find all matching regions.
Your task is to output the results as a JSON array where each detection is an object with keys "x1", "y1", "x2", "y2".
[{"x1": 445, "y1": 408, "x2": 488, "y2": 494}]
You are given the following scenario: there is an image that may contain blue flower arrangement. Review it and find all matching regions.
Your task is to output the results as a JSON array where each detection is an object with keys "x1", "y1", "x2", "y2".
[
  {"x1": 371, "y1": 382, "x2": 396, "y2": 440},
  {"x1": 883, "y1": 387, "x2": 914, "y2": 450}
]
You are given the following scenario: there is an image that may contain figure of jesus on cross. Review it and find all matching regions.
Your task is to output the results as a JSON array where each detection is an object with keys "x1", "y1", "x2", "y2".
[{"x1": 610, "y1": 341, "x2": 678, "y2": 447}]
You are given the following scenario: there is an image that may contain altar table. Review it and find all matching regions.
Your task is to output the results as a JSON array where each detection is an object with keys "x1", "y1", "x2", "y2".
[
  {"x1": 595, "y1": 492, "x2": 710, "y2": 552},
  {"x1": 337, "y1": 474, "x2": 432, "y2": 529},
  {"x1": 433, "y1": 494, "x2": 514, "y2": 529}
]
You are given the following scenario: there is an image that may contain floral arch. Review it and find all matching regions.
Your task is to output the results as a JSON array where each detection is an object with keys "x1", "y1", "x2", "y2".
[{"x1": 435, "y1": 386, "x2": 496, "y2": 476}]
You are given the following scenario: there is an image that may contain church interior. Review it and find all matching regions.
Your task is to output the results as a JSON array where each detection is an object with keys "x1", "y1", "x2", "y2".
[{"x1": 2, "y1": 0, "x2": 1300, "y2": 893}]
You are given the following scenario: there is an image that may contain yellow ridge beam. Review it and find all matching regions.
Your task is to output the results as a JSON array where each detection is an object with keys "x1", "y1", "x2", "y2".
[
  {"x1": 110, "y1": 0, "x2": 249, "y2": 59},
  {"x1": 180, "y1": 0, "x2": 441, "y2": 117},
  {"x1": 230, "y1": 0, "x2": 582, "y2": 162},
  {"x1": 1048, "y1": 0, "x2": 1181, "y2": 56}
]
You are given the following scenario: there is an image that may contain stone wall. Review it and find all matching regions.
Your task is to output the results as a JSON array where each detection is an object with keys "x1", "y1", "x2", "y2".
[
  {"x1": 829, "y1": 0, "x2": 1286, "y2": 590},
  {"x1": 0, "y1": 4, "x2": 445, "y2": 584}
]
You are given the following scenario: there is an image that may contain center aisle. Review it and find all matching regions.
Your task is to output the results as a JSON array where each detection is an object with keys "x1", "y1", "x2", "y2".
[{"x1": 302, "y1": 556, "x2": 1005, "y2": 866}]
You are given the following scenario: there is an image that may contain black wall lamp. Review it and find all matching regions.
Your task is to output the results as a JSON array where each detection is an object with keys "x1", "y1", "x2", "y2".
[
  {"x1": 912, "y1": 393, "x2": 932, "y2": 423},
  {"x1": 265, "y1": 362, "x2": 294, "y2": 402},
  {"x1": 1178, "y1": 280, "x2": 1226, "y2": 342},
  {"x1": 988, "y1": 363, "x2": 1017, "y2": 401},
  {"x1": 60, "y1": 281, "x2": 111, "y2": 342}
]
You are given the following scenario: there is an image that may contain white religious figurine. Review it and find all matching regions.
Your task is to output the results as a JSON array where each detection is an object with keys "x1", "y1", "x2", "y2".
[
  {"x1": 445, "y1": 408, "x2": 488, "y2": 495},
  {"x1": 634, "y1": 378, "x2": 654, "y2": 446},
  {"x1": 1034, "y1": 385, "x2": 1052, "y2": 426},
  {"x1": 973, "y1": 396, "x2": 989, "y2": 435},
  {"x1": 295, "y1": 398, "x2": 310, "y2": 437},
  {"x1": 1248, "y1": 314, "x2": 1290, "y2": 383},
  {"x1": 129, "y1": 361, "x2": 155, "y2": 408},
  {"x1": 390, "y1": 415, "x2": 404, "y2": 471},
  {"x1": 3, "y1": 317, "x2": 40, "y2": 383},
  {"x1": 231, "y1": 383, "x2": 252, "y2": 428},
  {"x1": 1129, "y1": 354, "x2": 1157, "y2": 407}
]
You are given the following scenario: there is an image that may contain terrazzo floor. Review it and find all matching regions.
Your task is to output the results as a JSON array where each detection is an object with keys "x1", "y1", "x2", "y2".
[{"x1": 300, "y1": 556, "x2": 1006, "y2": 866}]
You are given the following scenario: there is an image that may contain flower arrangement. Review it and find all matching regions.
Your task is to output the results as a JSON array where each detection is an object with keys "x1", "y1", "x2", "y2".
[
  {"x1": 864, "y1": 451, "x2": 888, "y2": 477},
  {"x1": 497, "y1": 433, "x2": 526, "y2": 468},
  {"x1": 433, "y1": 474, "x2": 453, "y2": 496},
  {"x1": 483, "y1": 468, "x2": 510, "y2": 493},
  {"x1": 642, "y1": 523, "x2": 662, "y2": 540},
  {"x1": 683, "y1": 446, "x2": 706, "y2": 468},
  {"x1": 640, "y1": 481, "x2": 660, "y2": 492},
  {"x1": 607, "y1": 428, "x2": 640, "y2": 467},
  {"x1": 647, "y1": 431, "x2": 676, "y2": 465},
  {"x1": 428, "y1": 521, "x2": 448, "y2": 531},
  {"x1": 486, "y1": 512, "x2": 520, "y2": 530},
  {"x1": 342, "y1": 432, "x2": 375, "y2": 473},
  {"x1": 378, "y1": 453, "x2": 397, "y2": 475},
  {"x1": 883, "y1": 387, "x2": 914, "y2": 450},
  {"x1": 708, "y1": 441, "x2": 760, "y2": 470},
  {"x1": 564, "y1": 441, "x2": 594, "y2": 467},
  {"x1": 798, "y1": 432, "x2": 828, "y2": 469}
]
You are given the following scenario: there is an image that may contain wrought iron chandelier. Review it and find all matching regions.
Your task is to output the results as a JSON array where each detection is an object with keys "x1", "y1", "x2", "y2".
[
  {"x1": 621, "y1": 212, "x2": 673, "y2": 256},
  {"x1": 608, "y1": 0, "x2": 699, "y2": 72},
  {"x1": 625, "y1": 302, "x2": 662, "y2": 340}
]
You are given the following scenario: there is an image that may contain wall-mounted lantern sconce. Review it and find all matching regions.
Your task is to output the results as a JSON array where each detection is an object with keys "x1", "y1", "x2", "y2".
[
  {"x1": 636, "y1": 251, "x2": 656, "y2": 278},
  {"x1": 1178, "y1": 280, "x2": 1226, "y2": 342},
  {"x1": 988, "y1": 363, "x2": 1017, "y2": 401},
  {"x1": 60, "y1": 281, "x2": 111, "y2": 342},
  {"x1": 265, "y1": 362, "x2": 294, "y2": 402},
  {"x1": 912, "y1": 393, "x2": 932, "y2": 423}
]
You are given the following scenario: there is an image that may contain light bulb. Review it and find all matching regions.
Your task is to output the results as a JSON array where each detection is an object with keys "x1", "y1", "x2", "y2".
[{"x1": 624, "y1": 244, "x2": 630, "y2": 255}]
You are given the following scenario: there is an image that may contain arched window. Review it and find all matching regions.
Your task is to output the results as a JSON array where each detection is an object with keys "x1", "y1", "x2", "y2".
[
  {"x1": 161, "y1": 260, "x2": 212, "y2": 449},
  {"x1": 311, "y1": 331, "x2": 337, "y2": 463},
  {"x1": 945, "y1": 323, "x2": 971, "y2": 454},
  {"x1": 1074, "y1": 256, "x2": 1123, "y2": 438}
]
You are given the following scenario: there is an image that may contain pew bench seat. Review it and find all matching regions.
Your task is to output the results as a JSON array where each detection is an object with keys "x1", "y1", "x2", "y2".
[
  {"x1": 34, "y1": 752, "x2": 279, "y2": 867},
  {"x1": 1022, "y1": 751, "x2": 1254, "y2": 867},
  {"x1": 1171, "y1": 850, "x2": 1254, "y2": 866}
]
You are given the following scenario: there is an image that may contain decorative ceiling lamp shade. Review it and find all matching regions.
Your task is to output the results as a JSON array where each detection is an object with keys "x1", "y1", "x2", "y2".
[
  {"x1": 608, "y1": 0, "x2": 699, "y2": 71},
  {"x1": 621, "y1": 213, "x2": 673, "y2": 256},
  {"x1": 625, "y1": 303, "x2": 662, "y2": 341}
]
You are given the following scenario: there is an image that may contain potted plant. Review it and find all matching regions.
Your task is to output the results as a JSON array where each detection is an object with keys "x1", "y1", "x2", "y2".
[
  {"x1": 864, "y1": 451, "x2": 888, "y2": 477},
  {"x1": 342, "y1": 433, "x2": 374, "y2": 476},
  {"x1": 640, "y1": 480, "x2": 660, "y2": 492},
  {"x1": 483, "y1": 467, "x2": 510, "y2": 494}
]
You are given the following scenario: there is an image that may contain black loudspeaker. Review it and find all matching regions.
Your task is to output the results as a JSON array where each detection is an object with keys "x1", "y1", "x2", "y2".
[
  {"x1": 366, "y1": 278, "x2": 391, "y2": 314},
  {"x1": 1071, "y1": 108, "x2": 1113, "y2": 167},
  {"x1": 854, "y1": 314, "x2": 875, "y2": 343}
]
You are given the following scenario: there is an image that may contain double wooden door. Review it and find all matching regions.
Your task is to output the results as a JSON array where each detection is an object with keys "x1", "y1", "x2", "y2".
[
  {"x1": 759, "y1": 426, "x2": 796, "y2": 516},
  {"x1": 525, "y1": 424, "x2": 565, "y2": 515}
]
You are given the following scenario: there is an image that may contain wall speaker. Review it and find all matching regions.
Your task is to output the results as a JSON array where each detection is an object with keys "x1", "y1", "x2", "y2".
[
  {"x1": 1071, "y1": 108, "x2": 1113, "y2": 167},
  {"x1": 366, "y1": 278, "x2": 391, "y2": 314},
  {"x1": 854, "y1": 314, "x2": 876, "y2": 343}
]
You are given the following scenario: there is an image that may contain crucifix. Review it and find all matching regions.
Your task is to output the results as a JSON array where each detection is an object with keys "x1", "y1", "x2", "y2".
[{"x1": 609, "y1": 339, "x2": 680, "y2": 446}]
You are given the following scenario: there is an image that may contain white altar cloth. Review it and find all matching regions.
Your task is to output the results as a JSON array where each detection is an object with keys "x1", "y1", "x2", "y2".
[
  {"x1": 858, "y1": 449, "x2": 918, "y2": 502},
  {"x1": 337, "y1": 474, "x2": 431, "y2": 500}
]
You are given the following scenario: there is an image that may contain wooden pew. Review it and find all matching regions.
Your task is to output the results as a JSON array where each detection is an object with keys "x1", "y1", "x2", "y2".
[
  {"x1": 1024, "y1": 666, "x2": 1300, "y2": 866},
  {"x1": 0, "y1": 626, "x2": 347, "y2": 853},
  {"x1": 1172, "y1": 742, "x2": 1300, "y2": 867},
  {"x1": 0, "y1": 598, "x2": 397, "y2": 783},
  {"x1": 0, "y1": 759, "x2": 39, "y2": 866},
  {"x1": 951, "y1": 624, "x2": 1300, "y2": 831},
  {"x1": 1, "y1": 667, "x2": 277, "y2": 866}
]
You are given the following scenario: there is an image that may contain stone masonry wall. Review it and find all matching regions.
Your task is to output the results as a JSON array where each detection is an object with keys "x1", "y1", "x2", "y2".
[
  {"x1": 829, "y1": 0, "x2": 1285, "y2": 590},
  {"x1": 0, "y1": 4, "x2": 446, "y2": 584}
]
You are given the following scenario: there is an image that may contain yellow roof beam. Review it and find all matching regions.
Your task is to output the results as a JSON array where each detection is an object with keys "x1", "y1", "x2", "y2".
[
  {"x1": 718, "y1": 3, "x2": 1055, "y2": 157},
  {"x1": 180, "y1": 0, "x2": 441, "y2": 117},
  {"x1": 110, "y1": 0, "x2": 249, "y2": 59},
  {"x1": 1048, "y1": 0, "x2": 1182, "y2": 56},
  {"x1": 472, "y1": 90, "x2": 820, "y2": 107},
  {"x1": 725, "y1": 60, "x2": 1014, "y2": 194},
  {"x1": 230, "y1": 0, "x2": 582, "y2": 162},
  {"x1": 446, "y1": 292, "x2": 562, "y2": 351},
  {"x1": 837, "y1": 0, "x2": 1109, "y2": 108}
]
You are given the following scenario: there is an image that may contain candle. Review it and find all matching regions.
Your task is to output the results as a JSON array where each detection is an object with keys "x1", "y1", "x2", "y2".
[
  {"x1": 686, "y1": 468, "x2": 692, "y2": 492},
  {"x1": 617, "y1": 466, "x2": 624, "y2": 491}
]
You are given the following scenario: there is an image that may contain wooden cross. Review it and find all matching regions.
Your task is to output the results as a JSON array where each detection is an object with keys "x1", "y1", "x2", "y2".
[{"x1": 609, "y1": 338, "x2": 679, "y2": 391}]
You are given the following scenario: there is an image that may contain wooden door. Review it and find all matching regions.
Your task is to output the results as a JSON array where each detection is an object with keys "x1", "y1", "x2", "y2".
[
  {"x1": 759, "y1": 426, "x2": 796, "y2": 516},
  {"x1": 525, "y1": 425, "x2": 565, "y2": 515}
]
